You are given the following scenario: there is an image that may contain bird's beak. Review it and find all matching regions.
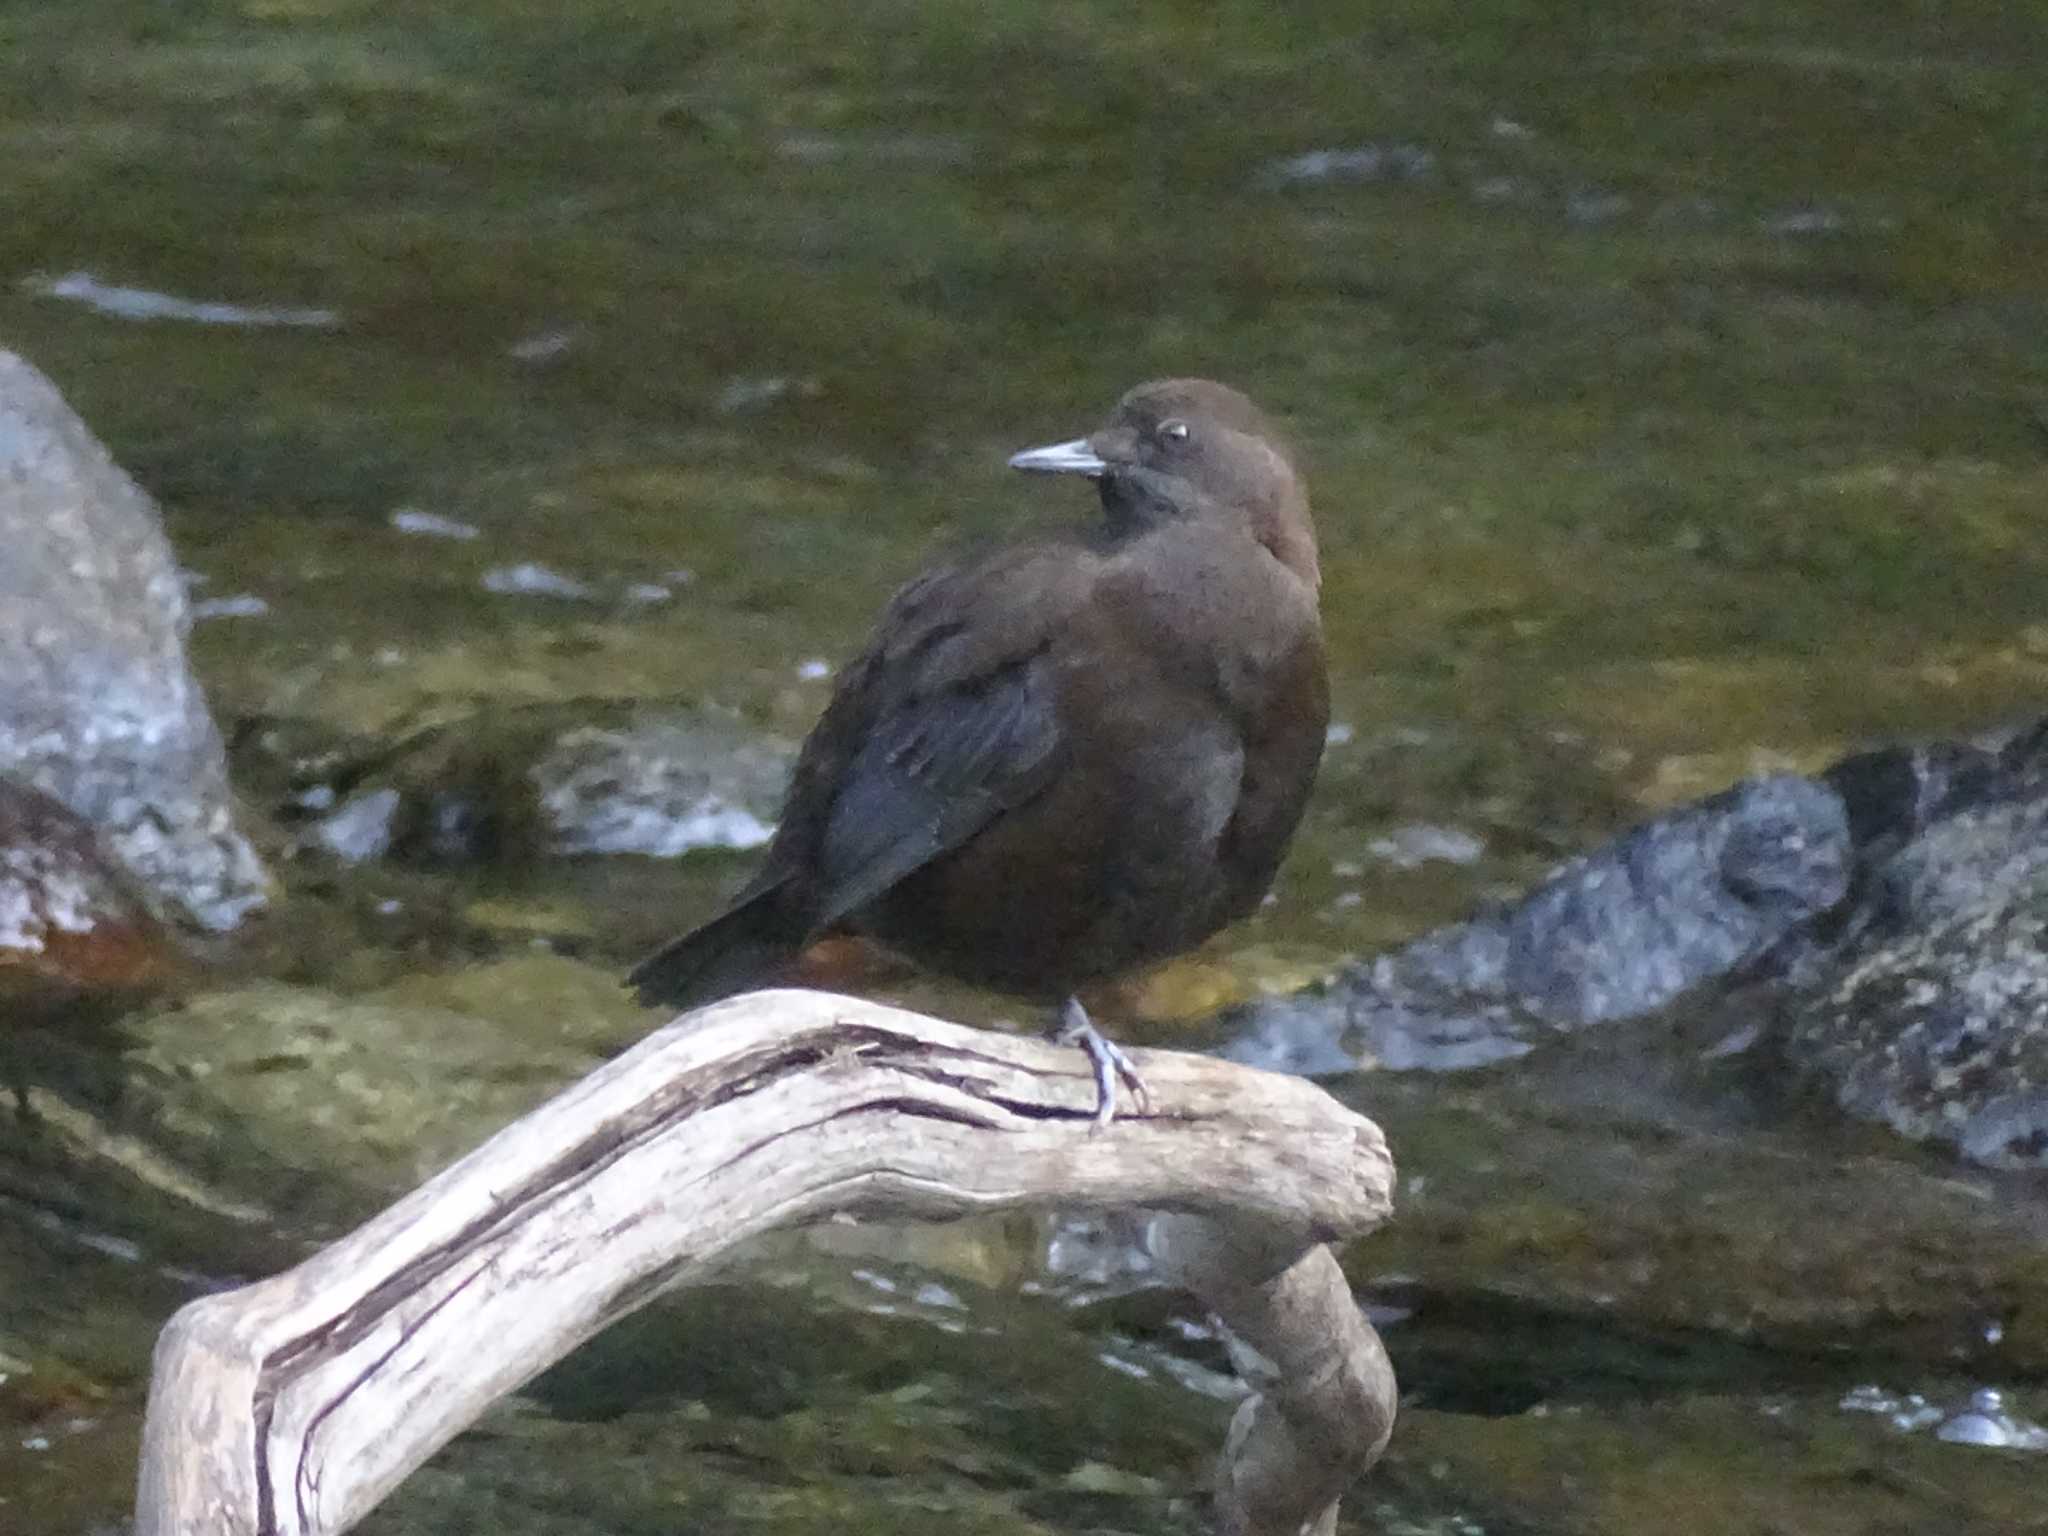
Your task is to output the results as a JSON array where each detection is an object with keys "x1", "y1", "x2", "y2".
[{"x1": 1007, "y1": 437, "x2": 1107, "y2": 478}]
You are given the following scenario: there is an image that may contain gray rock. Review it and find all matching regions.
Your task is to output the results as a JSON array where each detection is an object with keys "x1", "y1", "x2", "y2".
[
  {"x1": 1481, "y1": 773, "x2": 1851, "y2": 1026},
  {"x1": 1230, "y1": 711, "x2": 2048, "y2": 1169},
  {"x1": 0, "y1": 351, "x2": 266, "y2": 930},
  {"x1": 1781, "y1": 796, "x2": 2048, "y2": 1168},
  {"x1": 1228, "y1": 775, "x2": 1853, "y2": 1074},
  {"x1": 314, "y1": 788, "x2": 403, "y2": 865},
  {"x1": 533, "y1": 718, "x2": 781, "y2": 856},
  {"x1": 1255, "y1": 142, "x2": 1436, "y2": 189}
]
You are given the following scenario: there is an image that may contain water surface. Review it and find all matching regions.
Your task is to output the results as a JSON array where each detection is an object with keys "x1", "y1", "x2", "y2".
[{"x1": 3, "y1": 1, "x2": 2046, "y2": 1531}]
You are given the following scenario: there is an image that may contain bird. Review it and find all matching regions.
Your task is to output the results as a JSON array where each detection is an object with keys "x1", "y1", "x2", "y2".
[{"x1": 629, "y1": 379, "x2": 1327, "y2": 1121}]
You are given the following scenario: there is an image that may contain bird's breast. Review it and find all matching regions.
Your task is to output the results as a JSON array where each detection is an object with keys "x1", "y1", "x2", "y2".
[{"x1": 1098, "y1": 528, "x2": 1322, "y2": 732}]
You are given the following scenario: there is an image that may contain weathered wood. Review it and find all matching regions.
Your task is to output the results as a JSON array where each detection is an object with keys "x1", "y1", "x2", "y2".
[
  {"x1": 1152, "y1": 1218, "x2": 1398, "y2": 1536},
  {"x1": 135, "y1": 988, "x2": 1396, "y2": 1535}
]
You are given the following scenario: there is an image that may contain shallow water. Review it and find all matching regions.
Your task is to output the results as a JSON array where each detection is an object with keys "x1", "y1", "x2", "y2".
[{"x1": 3, "y1": 1, "x2": 2048, "y2": 1531}]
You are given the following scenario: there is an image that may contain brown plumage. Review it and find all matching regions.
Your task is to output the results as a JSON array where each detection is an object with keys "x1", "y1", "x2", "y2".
[{"x1": 629, "y1": 379, "x2": 1327, "y2": 1118}]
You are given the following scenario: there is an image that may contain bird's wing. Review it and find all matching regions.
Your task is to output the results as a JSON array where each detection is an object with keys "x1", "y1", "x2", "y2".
[{"x1": 787, "y1": 548, "x2": 1081, "y2": 932}]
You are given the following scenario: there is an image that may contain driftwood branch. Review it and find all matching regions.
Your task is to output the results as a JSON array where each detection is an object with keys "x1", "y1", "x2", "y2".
[
  {"x1": 1152, "y1": 1219, "x2": 1398, "y2": 1536},
  {"x1": 135, "y1": 988, "x2": 1396, "y2": 1535}
]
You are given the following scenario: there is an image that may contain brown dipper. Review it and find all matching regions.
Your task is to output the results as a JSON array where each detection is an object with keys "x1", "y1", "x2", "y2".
[{"x1": 630, "y1": 379, "x2": 1327, "y2": 1120}]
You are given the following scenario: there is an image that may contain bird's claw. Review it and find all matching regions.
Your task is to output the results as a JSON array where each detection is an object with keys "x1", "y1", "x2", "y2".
[{"x1": 1055, "y1": 998, "x2": 1151, "y2": 1126}]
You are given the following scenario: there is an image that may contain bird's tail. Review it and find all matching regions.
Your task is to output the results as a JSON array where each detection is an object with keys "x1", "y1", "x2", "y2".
[{"x1": 627, "y1": 886, "x2": 805, "y2": 1011}]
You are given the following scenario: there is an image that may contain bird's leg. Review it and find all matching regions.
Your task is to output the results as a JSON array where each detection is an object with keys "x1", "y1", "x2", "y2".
[{"x1": 1054, "y1": 996, "x2": 1150, "y2": 1126}]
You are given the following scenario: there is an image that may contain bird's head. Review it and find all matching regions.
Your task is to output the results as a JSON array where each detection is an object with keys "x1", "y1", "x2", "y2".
[{"x1": 1009, "y1": 379, "x2": 1318, "y2": 588}]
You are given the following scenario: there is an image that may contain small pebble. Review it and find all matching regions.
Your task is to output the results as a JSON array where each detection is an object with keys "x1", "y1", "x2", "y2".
[
  {"x1": 315, "y1": 789, "x2": 400, "y2": 864},
  {"x1": 191, "y1": 594, "x2": 269, "y2": 620},
  {"x1": 1367, "y1": 823, "x2": 1487, "y2": 869},
  {"x1": 718, "y1": 375, "x2": 819, "y2": 413},
  {"x1": 1763, "y1": 206, "x2": 1845, "y2": 237},
  {"x1": 24, "y1": 270, "x2": 340, "y2": 328},
  {"x1": 390, "y1": 508, "x2": 480, "y2": 540},
  {"x1": 507, "y1": 329, "x2": 579, "y2": 363},
  {"x1": 482, "y1": 563, "x2": 592, "y2": 600}
]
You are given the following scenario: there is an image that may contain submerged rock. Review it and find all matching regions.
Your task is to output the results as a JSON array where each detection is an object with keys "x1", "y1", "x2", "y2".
[
  {"x1": 125, "y1": 981, "x2": 608, "y2": 1211},
  {"x1": 534, "y1": 719, "x2": 779, "y2": 856},
  {"x1": 262, "y1": 702, "x2": 788, "y2": 867},
  {"x1": 0, "y1": 350, "x2": 267, "y2": 931}
]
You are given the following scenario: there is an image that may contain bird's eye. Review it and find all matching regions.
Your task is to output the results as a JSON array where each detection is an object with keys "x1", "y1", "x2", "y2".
[{"x1": 1159, "y1": 419, "x2": 1191, "y2": 445}]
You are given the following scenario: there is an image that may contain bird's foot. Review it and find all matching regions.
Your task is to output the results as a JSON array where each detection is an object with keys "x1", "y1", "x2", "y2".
[{"x1": 1054, "y1": 997, "x2": 1150, "y2": 1127}]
